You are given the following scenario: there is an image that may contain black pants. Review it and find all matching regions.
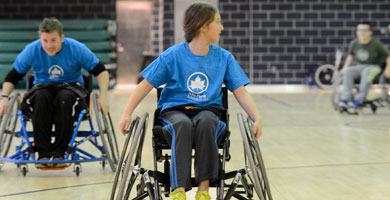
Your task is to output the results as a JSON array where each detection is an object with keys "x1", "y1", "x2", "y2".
[
  {"x1": 25, "y1": 87, "x2": 79, "y2": 158},
  {"x1": 160, "y1": 110, "x2": 226, "y2": 191}
]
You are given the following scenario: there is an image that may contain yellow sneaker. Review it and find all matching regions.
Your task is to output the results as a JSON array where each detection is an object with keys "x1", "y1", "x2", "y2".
[
  {"x1": 195, "y1": 190, "x2": 211, "y2": 200},
  {"x1": 169, "y1": 189, "x2": 186, "y2": 200}
]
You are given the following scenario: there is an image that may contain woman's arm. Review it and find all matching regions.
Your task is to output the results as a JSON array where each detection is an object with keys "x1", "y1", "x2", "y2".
[
  {"x1": 119, "y1": 79, "x2": 154, "y2": 135},
  {"x1": 232, "y1": 86, "x2": 263, "y2": 139}
]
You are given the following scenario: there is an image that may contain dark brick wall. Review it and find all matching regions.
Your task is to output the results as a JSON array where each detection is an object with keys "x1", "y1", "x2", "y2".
[
  {"x1": 0, "y1": 0, "x2": 116, "y2": 19},
  {"x1": 219, "y1": 0, "x2": 390, "y2": 84},
  {"x1": 162, "y1": 0, "x2": 175, "y2": 50},
  {"x1": 151, "y1": 0, "x2": 163, "y2": 55}
]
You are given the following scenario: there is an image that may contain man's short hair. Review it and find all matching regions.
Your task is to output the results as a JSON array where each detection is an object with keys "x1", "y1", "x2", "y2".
[
  {"x1": 357, "y1": 21, "x2": 372, "y2": 31},
  {"x1": 38, "y1": 17, "x2": 63, "y2": 36}
]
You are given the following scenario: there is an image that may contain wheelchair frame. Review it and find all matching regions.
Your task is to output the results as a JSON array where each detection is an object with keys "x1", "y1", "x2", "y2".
[
  {"x1": 331, "y1": 68, "x2": 390, "y2": 115},
  {"x1": 110, "y1": 88, "x2": 272, "y2": 200},
  {"x1": 0, "y1": 75, "x2": 119, "y2": 176}
]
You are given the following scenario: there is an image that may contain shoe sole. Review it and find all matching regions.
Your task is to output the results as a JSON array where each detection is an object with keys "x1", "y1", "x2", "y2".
[{"x1": 35, "y1": 163, "x2": 49, "y2": 168}]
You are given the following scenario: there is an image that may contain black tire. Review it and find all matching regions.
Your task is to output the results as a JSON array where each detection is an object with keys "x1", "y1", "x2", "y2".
[
  {"x1": 238, "y1": 113, "x2": 273, "y2": 200},
  {"x1": 92, "y1": 93, "x2": 119, "y2": 172},
  {"x1": 116, "y1": 112, "x2": 149, "y2": 200},
  {"x1": 0, "y1": 94, "x2": 20, "y2": 164},
  {"x1": 314, "y1": 64, "x2": 336, "y2": 89}
]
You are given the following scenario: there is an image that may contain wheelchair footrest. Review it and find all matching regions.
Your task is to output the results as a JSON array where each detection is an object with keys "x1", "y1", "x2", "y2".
[{"x1": 35, "y1": 163, "x2": 72, "y2": 169}]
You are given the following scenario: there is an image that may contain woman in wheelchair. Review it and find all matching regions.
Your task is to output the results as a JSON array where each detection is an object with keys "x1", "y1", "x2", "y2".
[
  {"x1": 0, "y1": 18, "x2": 110, "y2": 168},
  {"x1": 338, "y1": 22, "x2": 390, "y2": 109},
  {"x1": 119, "y1": 3, "x2": 262, "y2": 200}
]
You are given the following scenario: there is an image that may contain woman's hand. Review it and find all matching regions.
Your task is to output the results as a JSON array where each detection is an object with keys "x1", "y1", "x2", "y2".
[{"x1": 119, "y1": 115, "x2": 132, "y2": 135}]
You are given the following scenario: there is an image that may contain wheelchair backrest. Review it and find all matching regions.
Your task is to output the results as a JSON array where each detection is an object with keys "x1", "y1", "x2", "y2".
[{"x1": 26, "y1": 74, "x2": 93, "y2": 93}]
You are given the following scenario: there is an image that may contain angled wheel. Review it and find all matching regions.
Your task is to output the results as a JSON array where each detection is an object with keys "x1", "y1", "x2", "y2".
[
  {"x1": 331, "y1": 76, "x2": 343, "y2": 111},
  {"x1": 115, "y1": 112, "x2": 149, "y2": 200},
  {"x1": 110, "y1": 116, "x2": 140, "y2": 200},
  {"x1": 93, "y1": 93, "x2": 119, "y2": 172},
  {"x1": 379, "y1": 75, "x2": 390, "y2": 108},
  {"x1": 238, "y1": 113, "x2": 273, "y2": 200},
  {"x1": 314, "y1": 64, "x2": 336, "y2": 89},
  {"x1": 0, "y1": 93, "x2": 20, "y2": 169}
]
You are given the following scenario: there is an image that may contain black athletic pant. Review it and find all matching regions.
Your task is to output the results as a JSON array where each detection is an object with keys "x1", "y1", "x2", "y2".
[
  {"x1": 28, "y1": 87, "x2": 78, "y2": 158},
  {"x1": 160, "y1": 110, "x2": 226, "y2": 191}
]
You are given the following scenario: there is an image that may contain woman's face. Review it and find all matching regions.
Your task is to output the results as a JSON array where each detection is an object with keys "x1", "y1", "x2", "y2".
[{"x1": 204, "y1": 12, "x2": 224, "y2": 43}]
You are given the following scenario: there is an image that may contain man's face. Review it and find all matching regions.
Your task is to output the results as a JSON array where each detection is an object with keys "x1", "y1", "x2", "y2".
[
  {"x1": 356, "y1": 24, "x2": 372, "y2": 41},
  {"x1": 39, "y1": 31, "x2": 64, "y2": 56}
]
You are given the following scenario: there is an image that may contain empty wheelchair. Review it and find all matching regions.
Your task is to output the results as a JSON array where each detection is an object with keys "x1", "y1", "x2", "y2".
[
  {"x1": 110, "y1": 88, "x2": 272, "y2": 200},
  {"x1": 331, "y1": 63, "x2": 390, "y2": 115},
  {"x1": 0, "y1": 74, "x2": 119, "y2": 176}
]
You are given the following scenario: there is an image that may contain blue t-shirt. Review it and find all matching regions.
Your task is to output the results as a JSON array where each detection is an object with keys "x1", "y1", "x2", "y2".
[
  {"x1": 141, "y1": 42, "x2": 250, "y2": 111},
  {"x1": 13, "y1": 38, "x2": 99, "y2": 85}
]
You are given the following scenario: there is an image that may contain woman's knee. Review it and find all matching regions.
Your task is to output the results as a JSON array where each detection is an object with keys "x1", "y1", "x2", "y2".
[{"x1": 194, "y1": 111, "x2": 219, "y2": 131}]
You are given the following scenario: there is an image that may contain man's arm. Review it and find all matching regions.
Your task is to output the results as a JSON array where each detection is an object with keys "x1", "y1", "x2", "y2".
[
  {"x1": 96, "y1": 70, "x2": 109, "y2": 114},
  {"x1": 0, "y1": 68, "x2": 25, "y2": 117},
  {"x1": 385, "y1": 56, "x2": 390, "y2": 78},
  {"x1": 88, "y1": 62, "x2": 110, "y2": 114},
  {"x1": 340, "y1": 55, "x2": 354, "y2": 75},
  {"x1": 0, "y1": 82, "x2": 15, "y2": 117}
]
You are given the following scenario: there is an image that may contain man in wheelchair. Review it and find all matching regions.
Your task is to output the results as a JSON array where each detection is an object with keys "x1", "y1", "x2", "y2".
[
  {"x1": 0, "y1": 18, "x2": 109, "y2": 168},
  {"x1": 338, "y1": 21, "x2": 390, "y2": 109},
  {"x1": 119, "y1": 3, "x2": 262, "y2": 200}
]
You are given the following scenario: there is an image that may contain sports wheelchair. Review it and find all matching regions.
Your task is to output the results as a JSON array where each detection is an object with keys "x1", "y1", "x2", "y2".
[
  {"x1": 331, "y1": 63, "x2": 390, "y2": 115},
  {"x1": 0, "y1": 74, "x2": 119, "y2": 176},
  {"x1": 110, "y1": 88, "x2": 273, "y2": 200}
]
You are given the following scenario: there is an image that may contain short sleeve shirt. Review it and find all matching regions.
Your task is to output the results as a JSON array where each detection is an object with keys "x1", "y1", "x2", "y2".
[
  {"x1": 13, "y1": 38, "x2": 99, "y2": 85},
  {"x1": 348, "y1": 38, "x2": 390, "y2": 65},
  {"x1": 141, "y1": 42, "x2": 250, "y2": 111}
]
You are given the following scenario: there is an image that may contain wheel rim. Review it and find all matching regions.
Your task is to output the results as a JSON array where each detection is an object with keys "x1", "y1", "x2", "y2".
[
  {"x1": 314, "y1": 64, "x2": 336, "y2": 89},
  {"x1": 0, "y1": 94, "x2": 20, "y2": 158},
  {"x1": 238, "y1": 113, "x2": 264, "y2": 200},
  {"x1": 92, "y1": 93, "x2": 118, "y2": 172},
  {"x1": 116, "y1": 112, "x2": 149, "y2": 200}
]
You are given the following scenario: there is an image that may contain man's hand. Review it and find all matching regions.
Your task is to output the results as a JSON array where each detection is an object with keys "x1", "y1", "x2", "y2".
[
  {"x1": 98, "y1": 94, "x2": 109, "y2": 115},
  {"x1": 385, "y1": 69, "x2": 390, "y2": 79},
  {"x1": 119, "y1": 115, "x2": 132, "y2": 135},
  {"x1": 0, "y1": 98, "x2": 9, "y2": 118},
  {"x1": 339, "y1": 68, "x2": 346, "y2": 76}
]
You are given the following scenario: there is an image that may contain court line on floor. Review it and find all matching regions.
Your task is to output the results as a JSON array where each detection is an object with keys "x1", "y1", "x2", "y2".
[
  {"x1": 0, "y1": 181, "x2": 112, "y2": 198},
  {"x1": 261, "y1": 95, "x2": 294, "y2": 108},
  {"x1": 267, "y1": 161, "x2": 390, "y2": 171}
]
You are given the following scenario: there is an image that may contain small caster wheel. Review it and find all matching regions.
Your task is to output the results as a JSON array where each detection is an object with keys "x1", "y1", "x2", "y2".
[
  {"x1": 101, "y1": 160, "x2": 106, "y2": 168},
  {"x1": 73, "y1": 163, "x2": 81, "y2": 176},
  {"x1": 20, "y1": 164, "x2": 28, "y2": 176}
]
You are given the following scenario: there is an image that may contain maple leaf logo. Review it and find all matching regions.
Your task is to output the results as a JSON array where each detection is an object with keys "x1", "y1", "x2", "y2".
[{"x1": 190, "y1": 76, "x2": 205, "y2": 90}]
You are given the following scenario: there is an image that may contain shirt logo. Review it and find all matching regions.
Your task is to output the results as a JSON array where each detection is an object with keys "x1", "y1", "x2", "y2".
[
  {"x1": 187, "y1": 72, "x2": 209, "y2": 94},
  {"x1": 48, "y1": 65, "x2": 64, "y2": 80},
  {"x1": 356, "y1": 49, "x2": 369, "y2": 61}
]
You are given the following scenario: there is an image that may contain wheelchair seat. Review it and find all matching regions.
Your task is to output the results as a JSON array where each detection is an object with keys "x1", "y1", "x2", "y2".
[{"x1": 23, "y1": 74, "x2": 93, "y2": 120}]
